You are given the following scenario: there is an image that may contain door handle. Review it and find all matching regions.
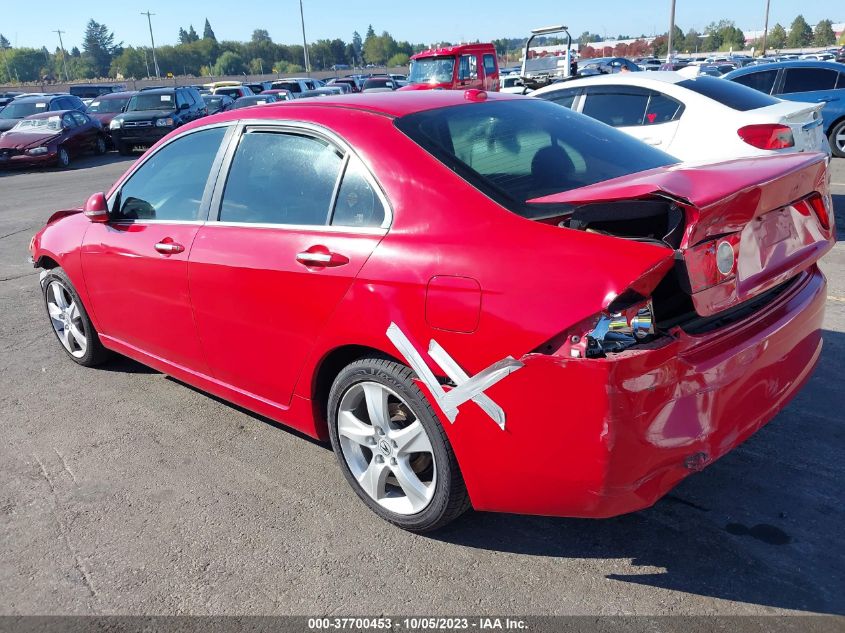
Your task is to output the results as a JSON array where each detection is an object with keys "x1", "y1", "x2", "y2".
[
  {"x1": 642, "y1": 138, "x2": 663, "y2": 146},
  {"x1": 155, "y1": 241, "x2": 185, "y2": 254},
  {"x1": 819, "y1": 97, "x2": 838, "y2": 103},
  {"x1": 296, "y1": 247, "x2": 349, "y2": 268}
]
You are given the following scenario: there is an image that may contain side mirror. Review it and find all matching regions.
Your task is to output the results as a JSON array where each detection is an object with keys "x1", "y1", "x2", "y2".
[
  {"x1": 180, "y1": 103, "x2": 190, "y2": 111},
  {"x1": 83, "y1": 192, "x2": 109, "y2": 223}
]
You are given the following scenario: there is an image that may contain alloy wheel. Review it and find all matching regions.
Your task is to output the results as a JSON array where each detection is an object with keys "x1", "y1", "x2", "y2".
[
  {"x1": 836, "y1": 128, "x2": 845, "y2": 154},
  {"x1": 45, "y1": 280, "x2": 87, "y2": 358},
  {"x1": 57, "y1": 147, "x2": 69, "y2": 167},
  {"x1": 337, "y1": 381, "x2": 437, "y2": 515}
]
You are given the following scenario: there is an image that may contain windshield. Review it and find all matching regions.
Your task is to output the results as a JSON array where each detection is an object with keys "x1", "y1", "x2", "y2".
[
  {"x1": 395, "y1": 99, "x2": 677, "y2": 218},
  {"x1": 87, "y1": 97, "x2": 130, "y2": 114},
  {"x1": 11, "y1": 116, "x2": 62, "y2": 133},
  {"x1": 0, "y1": 101, "x2": 49, "y2": 119},
  {"x1": 127, "y1": 93, "x2": 176, "y2": 112},
  {"x1": 408, "y1": 57, "x2": 455, "y2": 84}
]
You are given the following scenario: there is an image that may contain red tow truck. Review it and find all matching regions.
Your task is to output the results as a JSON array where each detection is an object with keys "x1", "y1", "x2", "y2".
[{"x1": 400, "y1": 43, "x2": 500, "y2": 91}]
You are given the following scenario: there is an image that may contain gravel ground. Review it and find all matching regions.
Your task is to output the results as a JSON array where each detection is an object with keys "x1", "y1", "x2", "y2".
[{"x1": 0, "y1": 153, "x2": 843, "y2": 616}]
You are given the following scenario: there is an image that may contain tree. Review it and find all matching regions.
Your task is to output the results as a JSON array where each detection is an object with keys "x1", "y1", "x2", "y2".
[
  {"x1": 187, "y1": 25, "x2": 199, "y2": 43},
  {"x1": 387, "y1": 53, "x2": 409, "y2": 67},
  {"x1": 3, "y1": 48, "x2": 47, "y2": 82},
  {"x1": 813, "y1": 19, "x2": 836, "y2": 47},
  {"x1": 178, "y1": 28, "x2": 190, "y2": 45},
  {"x1": 213, "y1": 50, "x2": 244, "y2": 75},
  {"x1": 351, "y1": 31, "x2": 363, "y2": 65},
  {"x1": 682, "y1": 29, "x2": 701, "y2": 53},
  {"x1": 203, "y1": 18, "x2": 216, "y2": 41},
  {"x1": 70, "y1": 46, "x2": 81, "y2": 57},
  {"x1": 787, "y1": 15, "x2": 813, "y2": 48},
  {"x1": 768, "y1": 23, "x2": 787, "y2": 49},
  {"x1": 82, "y1": 20, "x2": 121, "y2": 78},
  {"x1": 0, "y1": 34, "x2": 10, "y2": 50},
  {"x1": 109, "y1": 46, "x2": 148, "y2": 78},
  {"x1": 703, "y1": 20, "x2": 745, "y2": 52}
]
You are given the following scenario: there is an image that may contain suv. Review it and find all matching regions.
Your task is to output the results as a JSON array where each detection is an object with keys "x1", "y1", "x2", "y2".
[
  {"x1": 68, "y1": 84, "x2": 126, "y2": 105},
  {"x1": 0, "y1": 93, "x2": 86, "y2": 132},
  {"x1": 109, "y1": 86, "x2": 207, "y2": 155},
  {"x1": 270, "y1": 79, "x2": 313, "y2": 97}
]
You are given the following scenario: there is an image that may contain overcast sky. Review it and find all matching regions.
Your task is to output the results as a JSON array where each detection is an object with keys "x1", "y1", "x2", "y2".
[{"x1": 1, "y1": 0, "x2": 841, "y2": 49}]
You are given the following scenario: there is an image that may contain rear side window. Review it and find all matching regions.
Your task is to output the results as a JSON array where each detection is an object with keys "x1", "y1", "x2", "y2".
[
  {"x1": 679, "y1": 76, "x2": 779, "y2": 111},
  {"x1": 582, "y1": 88, "x2": 650, "y2": 126},
  {"x1": 115, "y1": 127, "x2": 227, "y2": 221},
  {"x1": 645, "y1": 92, "x2": 684, "y2": 123},
  {"x1": 220, "y1": 131, "x2": 343, "y2": 225},
  {"x1": 395, "y1": 99, "x2": 676, "y2": 218},
  {"x1": 730, "y1": 70, "x2": 778, "y2": 94},
  {"x1": 782, "y1": 68, "x2": 838, "y2": 93},
  {"x1": 331, "y1": 156, "x2": 386, "y2": 228}
]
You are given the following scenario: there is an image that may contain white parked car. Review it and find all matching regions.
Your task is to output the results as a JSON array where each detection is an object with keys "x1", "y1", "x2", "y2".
[
  {"x1": 532, "y1": 72, "x2": 828, "y2": 162},
  {"x1": 499, "y1": 74, "x2": 533, "y2": 94}
]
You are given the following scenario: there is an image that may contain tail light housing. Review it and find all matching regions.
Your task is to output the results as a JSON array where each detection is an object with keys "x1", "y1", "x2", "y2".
[
  {"x1": 737, "y1": 124, "x2": 794, "y2": 150},
  {"x1": 684, "y1": 233, "x2": 741, "y2": 294},
  {"x1": 802, "y1": 192, "x2": 831, "y2": 231}
]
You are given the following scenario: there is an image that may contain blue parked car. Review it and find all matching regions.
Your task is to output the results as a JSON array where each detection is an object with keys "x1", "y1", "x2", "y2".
[{"x1": 724, "y1": 61, "x2": 845, "y2": 157}]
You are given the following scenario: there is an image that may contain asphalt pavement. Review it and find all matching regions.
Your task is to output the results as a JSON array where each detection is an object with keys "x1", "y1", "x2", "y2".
[{"x1": 0, "y1": 154, "x2": 843, "y2": 616}]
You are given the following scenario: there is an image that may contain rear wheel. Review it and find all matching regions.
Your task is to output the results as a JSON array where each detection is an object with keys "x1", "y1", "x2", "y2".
[
  {"x1": 42, "y1": 268, "x2": 111, "y2": 367},
  {"x1": 56, "y1": 146, "x2": 70, "y2": 168},
  {"x1": 94, "y1": 135, "x2": 107, "y2": 155},
  {"x1": 327, "y1": 357, "x2": 470, "y2": 532},
  {"x1": 829, "y1": 119, "x2": 845, "y2": 158}
]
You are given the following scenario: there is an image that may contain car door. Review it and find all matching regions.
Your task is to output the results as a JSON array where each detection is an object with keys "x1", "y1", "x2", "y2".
[
  {"x1": 59, "y1": 112, "x2": 84, "y2": 156},
  {"x1": 81, "y1": 125, "x2": 232, "y2": 372},
  {"x1": 458, "y1": 53, "x2": 483, "y2": 90},
  {"x1": 188, "y1": 124, "x2": 390, "y2": 407},
  {"x1": 70, "y1": 111, "x2": 96, "y2": 152},
  {"x1": 580, "y1": 86, "x2": 683, "y2": 149}
]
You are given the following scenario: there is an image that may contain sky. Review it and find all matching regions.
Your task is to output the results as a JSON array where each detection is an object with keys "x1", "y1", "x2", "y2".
[{"x1": 1, "y1": 0, "x2": 841, "y2": 50}]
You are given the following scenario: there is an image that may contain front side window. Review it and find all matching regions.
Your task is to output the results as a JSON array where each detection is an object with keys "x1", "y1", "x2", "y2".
[
  {"x1": 395, "y1": 99, "x2": 676, "y2": 218},
  {"x1": 62, "y1": 113, "x2": 77, "y2": 129},
  {"x1": 725, "y1": 70, "x2": 778, "y2": 96},
  {"x1": 220, "y1": 131, "x2": 343, "y2": 225},
  {"x1": 71, "y1": 111, "x2": 88, "y2": 126},
  {"x1": 483, "y1": 54, "x2": 497, "y2": 77},
  {"x1": 331, "y1": 157, "x2": 386, "y2": 228},
  {"x1": 113, "y1": 126, "x2": 227, "y2": 221},
  {"x1": 459, "y1": 54, "x2": 478, "y2": 80},
  {"x1": 782, "y1": 68, "x2": 838, "y2": 93},
  {"x1": 176, "y1": 91, "x2": 189, "y2": 109}
]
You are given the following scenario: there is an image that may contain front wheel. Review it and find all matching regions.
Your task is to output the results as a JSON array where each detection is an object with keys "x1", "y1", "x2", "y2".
[
  {"x1": 116, "y1": 141, "x2": 133, "y2": 156},
  {"x1": 829, "y1": 119, "x2": 845, "y2": 158},
  {"x1": 327, "y1": 357, "x2": 470, "y2": 532},
  {"x1": 56, "y1": 146, "x2": 70, "y2": 168},
  {"x1": 94, "y1": 135, "x2": 107, "y2": 155},
  {"x1": 42, "y1": 268, "x2": 111, "y2": 367}
]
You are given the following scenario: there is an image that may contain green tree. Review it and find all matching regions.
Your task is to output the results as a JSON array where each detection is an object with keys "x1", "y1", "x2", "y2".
[
  {"x1": 0, "y1": 34, "x2": 10, "y2": 49},
  {"x1": 187, "y1": 25, "x2": 199, "y2": 42},
  {"x1": 109, "y1": 46, "x2": 147, "y2": 78},
  {"x1": 203, "y1": 18, "x2": 216, "y2": 41},
  {"x1": 787, "y1": 15, "x2": 813, "y2": 48},
  {"x1": 213, "y1": 50, "x2": 244, "y2": 75},
  {"x1": 767, "y1": 23, "x2": 787, "y2": 49},
  {"x1": 178, "y1": 28, "x2": 189, "y2": 45},
  {"x1": 4, "y1": 48, "x2": 47, "y2": 82},
  {"x1": 82, "y1": 20, "x2": 121, "y2": 78},
  {"x1": 682, "y1": 29, "x2": 701, "y2": 53},
  {"x1": 813, "y1": 19, "x2": 836, "y2": 47},
  {"x1": 387, "y1": 53, "x2": 409, "y2": 67}
]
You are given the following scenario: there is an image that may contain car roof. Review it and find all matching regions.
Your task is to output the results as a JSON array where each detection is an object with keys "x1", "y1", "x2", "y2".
[
  {"x1": 411, "y1": 43, "x2": 494, "y2": 60},
  {"x1": 140, "y1": 87, "x2": 177, "y2": 94},
  {"x1": 725, "y1": 60, "x2": 845, "y2": 76},
  {"x1": 537, "y1": 71, "x2": 687, "y2": 93},
  {"x1": 13, "y1": 93, "x2": 69, "y2": 102},
  {"x1": 25, "y1": 110, "x2": 77, "y2": 120},
  {"x1": 200, "y1": 90, "x2": 523, "y2": 122},
  {"x1": 94, "y1": 91, "x2": 137, "y2": 99}
]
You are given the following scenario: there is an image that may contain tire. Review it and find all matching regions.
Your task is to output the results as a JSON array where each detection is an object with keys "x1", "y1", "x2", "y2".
[
  {"x1": 56, "y1": 146, "x2": 70, "y2": 168},
  {"x1": 94, "y1": 135, "x2": 107, "y2": 155},
  {"x1": 829, "y1": 119, "x2": 845, "y2": 159},
  {"x1": 42, "y1": 268, "x2": 111, "y2": 367},
  {"x1": 327, "y1": 357, "x2": 470, "y2": 532},
  {"x1": 116, "y1": 141, "x2": 133, "y2": 156}
]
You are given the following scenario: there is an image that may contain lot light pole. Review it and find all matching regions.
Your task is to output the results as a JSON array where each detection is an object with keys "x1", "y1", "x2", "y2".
[
  {"x1": 53, "y1": 30, "x2": 70, "y2": 82},
  {"x1": 761, "y1": 0, "x2": 771, "y2": 56},
  {"x1": 299, "y1": 0, "x2": 311, "y2": 74},
  {"x1": 666, "y1": 0, "x2": 676, "y2": 63},
  {"x1": 141, "y1": 11, "x2": 160, "y2": 78}
]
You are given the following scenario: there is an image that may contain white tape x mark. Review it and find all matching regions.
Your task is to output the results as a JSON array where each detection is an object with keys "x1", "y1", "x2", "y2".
[{"x1": 386, "y1": 322, "x2": 523, "y2": 430}]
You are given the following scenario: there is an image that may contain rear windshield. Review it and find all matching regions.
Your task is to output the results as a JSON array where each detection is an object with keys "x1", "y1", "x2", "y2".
[
  {"x1": 395, "y1": 99, "x2": 676, "y2": 218},
  {"x1": 677, "y1": 76, "x2": 779, "y2": 111}
]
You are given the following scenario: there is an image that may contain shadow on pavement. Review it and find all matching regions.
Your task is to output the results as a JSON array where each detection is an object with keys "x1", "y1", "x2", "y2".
[
  {"x1": 832, "y1": 194, "x2": 844, "y2": 241},
  {"x1": 0, "y1": 153, "x2": 136, "y2": 177}
]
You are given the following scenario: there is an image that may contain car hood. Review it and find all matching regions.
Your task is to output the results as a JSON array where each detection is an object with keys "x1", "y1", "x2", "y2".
[
  {"x1": 89, "y1": 112, "x2": 117, "y2": 125},
  {"x1": 0, "y1": 130, "x2": 60, "y2": 150}
]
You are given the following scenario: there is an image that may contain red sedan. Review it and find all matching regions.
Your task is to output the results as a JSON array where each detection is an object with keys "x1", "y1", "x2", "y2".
[
  {"x1": 0, "y1": 110, "x2": 106, "y2": 168},
  {"x1": 29, "y1": 91, "x2": 834, "y2": 531}
]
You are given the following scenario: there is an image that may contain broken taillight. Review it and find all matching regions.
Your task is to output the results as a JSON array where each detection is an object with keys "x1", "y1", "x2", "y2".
[
  {"x1": 737, "y1": 124, "x2": 795, "y2": 150},
  {"x1": 802, "y1": 192, "x2": 831, "y2": 231},
  {"x1": 684, "y1": 233, "x2": 740, "y2": 294}
]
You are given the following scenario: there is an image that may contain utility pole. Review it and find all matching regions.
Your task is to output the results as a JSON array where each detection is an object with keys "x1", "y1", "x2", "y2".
[
  {"x1": 760, "y1": 0, "x2": 771, "y2": 57},
  {"x1": 141, "y1": 11, "x2": 160, "y2": 78},
  {"x1": 54, "y1": 30, "x2": 70, "y2": 82},
  {"x1": 665, "y1": 0, "x2": 676, "y2": 63},
  {"x1": 299, "y1": 0, "x2": 311, "y2": 74},
  {"x1": 143, "y1": 48, "x2": 150, "y2": 78}
]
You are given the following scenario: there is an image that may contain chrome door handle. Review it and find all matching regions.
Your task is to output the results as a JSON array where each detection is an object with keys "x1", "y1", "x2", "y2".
[
  {"x1": 296, "y1": 248, "x2": 349, "y2": 267},
  {"x1": 155, "y1": 241, "x2": 185, "y2": 254}
]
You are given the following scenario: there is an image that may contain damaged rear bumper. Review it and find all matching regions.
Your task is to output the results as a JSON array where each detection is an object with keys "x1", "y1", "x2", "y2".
[{"x1": 442, "y1": 266, "x2": 826, "y2": 518}]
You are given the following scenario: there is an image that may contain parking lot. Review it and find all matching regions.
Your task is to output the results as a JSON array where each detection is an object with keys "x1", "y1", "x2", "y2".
[{"x1": 0, "y1": 154, "x2": 843, "y2": 616}]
